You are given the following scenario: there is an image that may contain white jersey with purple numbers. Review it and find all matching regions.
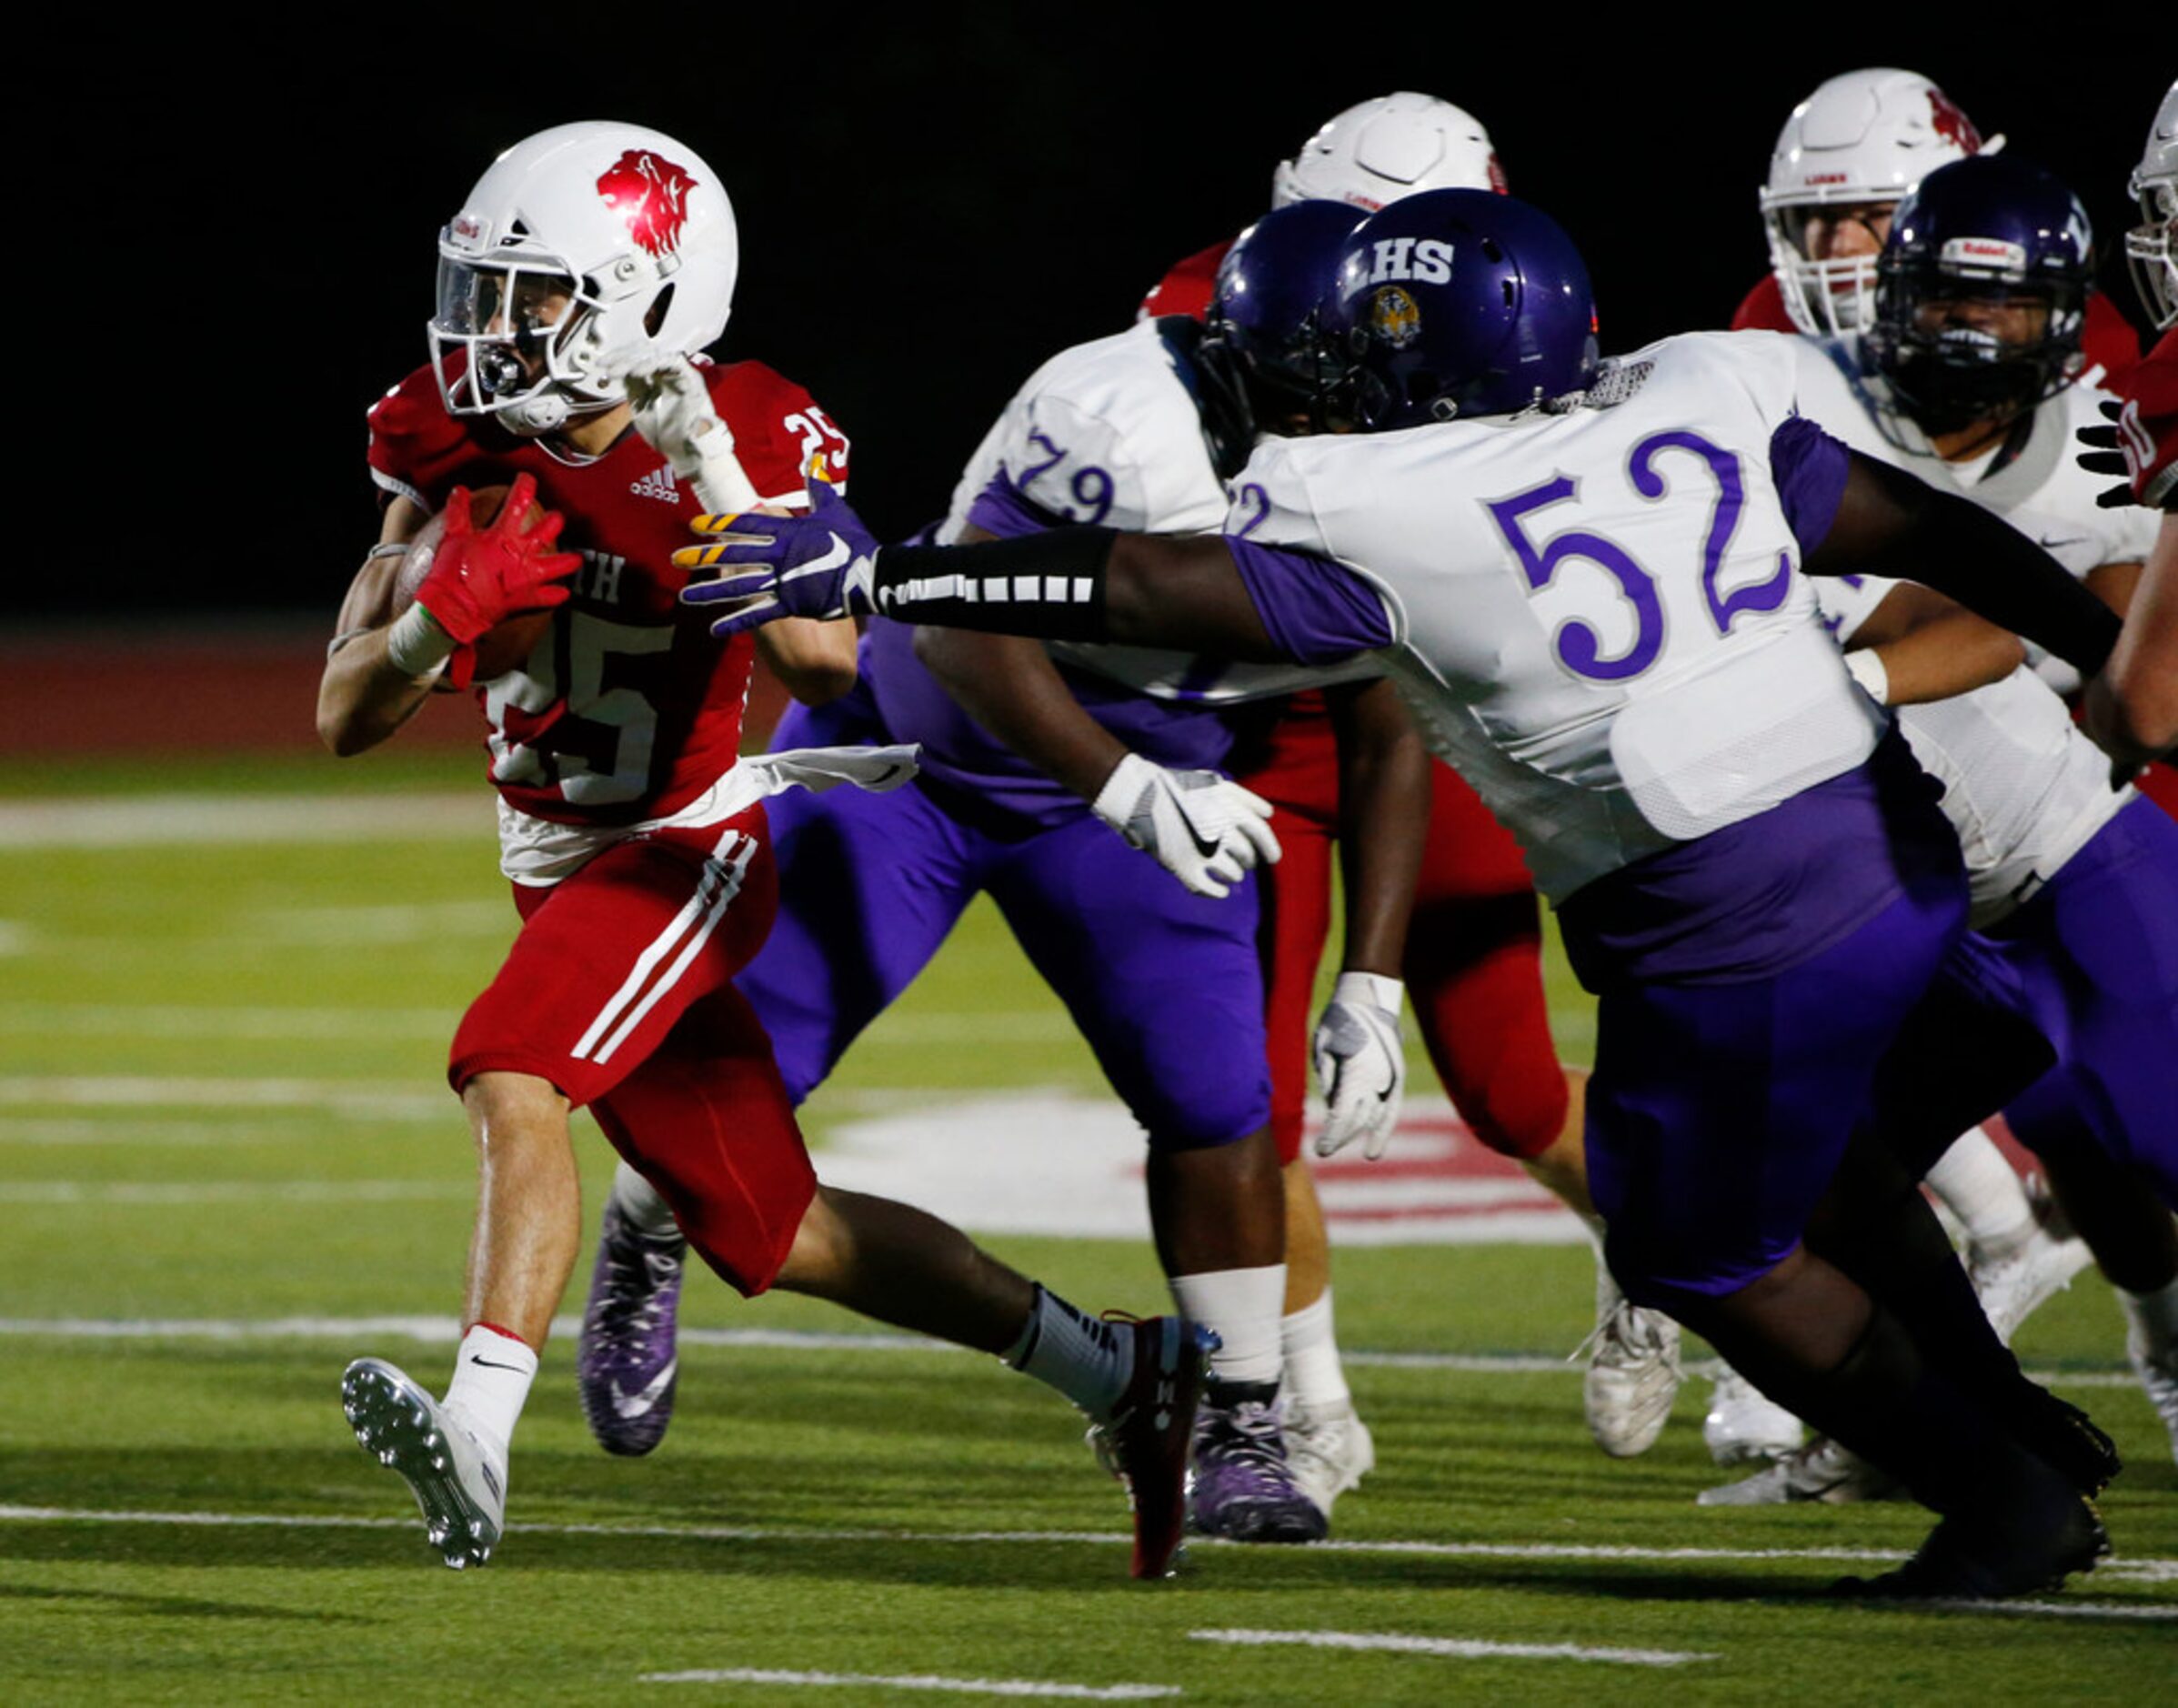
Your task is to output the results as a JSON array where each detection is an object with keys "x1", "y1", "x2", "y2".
[
  {"x1": 938, "y1": 317, "x2": 1373, "y2": 704},
  {"x1": 1789, "y1": 339, "x2": 2157, "y2": 690},
  {"x1": 1231, "y1": 332, "x2": 1885, "y2": 902},
  {"x1": 1788, "y1": 338, "x2": 2138, "y2": 926}
]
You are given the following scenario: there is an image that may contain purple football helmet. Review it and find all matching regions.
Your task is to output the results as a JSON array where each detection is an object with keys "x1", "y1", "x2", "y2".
[
  {"x1": 1868, "y1": 154, "x2": 2093, "y2": 434},
  {"x1": 1193, "y1": 200, "x2": 1365, "y2": 470},
  {"x1": 1319, "y1": 189, "x2": 1599, "y2": 430}
]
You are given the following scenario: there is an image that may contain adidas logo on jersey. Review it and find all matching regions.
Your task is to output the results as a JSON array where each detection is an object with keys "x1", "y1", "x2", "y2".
[{"x1": 631, "y1": 464, "x2": 680, "y2": 503}]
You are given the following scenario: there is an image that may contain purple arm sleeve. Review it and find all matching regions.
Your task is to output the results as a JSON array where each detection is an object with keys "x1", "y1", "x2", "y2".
[
  {"x1": 1227, "y1": 537, "x2": 1397, "y2": 664},
  {"x1": 1770, "y1": 415, "x2": 1852, "y2": 557}
]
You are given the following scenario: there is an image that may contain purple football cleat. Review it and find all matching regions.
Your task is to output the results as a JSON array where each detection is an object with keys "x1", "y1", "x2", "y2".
[
  {"x1": 1089, "y1": 1315, "x2": 1212, "y2": 1580},
  {"x1": 1189, "y1": 1391, "x2": 1329, "y2": 1543},
  {"x1": 577, "y1": 1200, "x2": 687, "y2": 1456}
]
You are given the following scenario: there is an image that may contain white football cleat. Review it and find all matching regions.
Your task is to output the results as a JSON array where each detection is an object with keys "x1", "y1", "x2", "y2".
[
  {"x1": 1697, "y1": 1432, "x2": 1902, "y2": 1506},
  {"x1": 1701, "y1": 1369, "x2": 1806, "y2": 1468},
  {"x1": 1582, "y1": 1270, "x2": 1682, "y2": 1458},
  {"x1": 2119, "y1": 1292, "x2": 2178, "y2": 1468},
  {"x1": 1970, "y1": 1220, "x2": 2095, "y2": 1346},
  {"x1": 342, "y1": 1357, "x2": 507, "y2": 1569},
  {"x1": 1283, "y1": 1401, "x2": 1376, "y2": 1520}
]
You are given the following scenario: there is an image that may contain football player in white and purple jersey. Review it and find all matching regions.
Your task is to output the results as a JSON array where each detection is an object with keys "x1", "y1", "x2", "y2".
[
  {"x1": 600, "y1": 202, "x2": 1430, "y2": 1544},
  {"x1": 1699, "y1": 154, "x2": 2178, "y2": 1498},
  {"x1": 686, "y1": 189, "x2": 2133, "y2": 1600}
]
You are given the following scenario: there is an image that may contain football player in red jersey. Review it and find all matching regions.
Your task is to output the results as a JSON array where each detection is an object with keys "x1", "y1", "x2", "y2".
[
  {"x1": 2087, "y1": 82, "x2": 2178, "y2": 772},
  {"x1": 318, "y1": 122, "x2": 1209, "y2": 1578},
  {"x1": 2079, "y1": 82, "x2": 2178, "y2": 1463},
  {"x1": 1139, "y1": 96, "x2": 1651, "y2": 1482},
  {"x1": 1736, "y1": 68, "x2": 2140, "y2": 389}
]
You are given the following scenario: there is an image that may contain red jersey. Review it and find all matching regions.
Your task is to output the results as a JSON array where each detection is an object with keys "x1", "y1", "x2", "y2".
[
  {"x1": 1728, "y1": 271, "x2": 2143, "y2": 391},
  {"x1": 2112, "y1": 327, "x2": 2178, "y2": 509},
  {"x1": 1137, "y1": 239, "x2": 1233, "y2": 323},
  {"x1": 366, "y1": 359, "x2": 851, "y2": 828}
]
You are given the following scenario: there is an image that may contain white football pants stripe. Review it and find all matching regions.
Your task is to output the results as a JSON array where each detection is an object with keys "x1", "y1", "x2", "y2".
[{"x1": 570, "y1": 830, "x2": 757, "y2": 1067}]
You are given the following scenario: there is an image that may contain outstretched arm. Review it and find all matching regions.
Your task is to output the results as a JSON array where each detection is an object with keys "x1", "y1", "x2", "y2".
[
  {"x1": 1838, "y1": 582, "x2": 2025, "y2": 708},
  {"x1": 1808, "y1": 452, "x2": 2122, "y2": 679}
]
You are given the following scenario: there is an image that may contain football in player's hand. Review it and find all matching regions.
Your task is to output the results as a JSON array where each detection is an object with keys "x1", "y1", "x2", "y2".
[{"x1": 392, "y1": 485, "x2": 558, "y2": 687}]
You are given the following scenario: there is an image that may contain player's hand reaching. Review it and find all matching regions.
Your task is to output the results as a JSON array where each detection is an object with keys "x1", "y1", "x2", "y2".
[
  {"x1": 1090, "y1": 753, "x2": 1280, "y2": 899},
  {"x1": 623, "y1": 355, "x2": 762, "y2": 513},
  {"x1": 1311, "y1": 971, "x2": 1406, "y2": 1160},
  {"x1": 415, "y1": 474, "x2": 582, "y2": 645},
  {"x1": 677, "y1": 481, "x2": 881, "y2": 635},
  {"x1": 2076, "y1": 397, "x2": 2162, "y2": 510}
]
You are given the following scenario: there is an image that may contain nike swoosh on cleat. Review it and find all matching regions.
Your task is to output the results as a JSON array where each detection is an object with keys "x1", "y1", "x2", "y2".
[{"x1": 609, "y1": 1361, "x2": 677, "y2": 1419}]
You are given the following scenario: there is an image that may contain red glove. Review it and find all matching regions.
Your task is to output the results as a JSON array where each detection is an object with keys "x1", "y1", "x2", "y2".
[{"x1": 415, "y1": 473, "x2": 582, "y2": 645}]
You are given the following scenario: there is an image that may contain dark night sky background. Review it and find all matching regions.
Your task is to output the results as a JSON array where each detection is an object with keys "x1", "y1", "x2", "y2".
[{"x1": 31, "y1": 17, "x2": 2169, "y2": 624}]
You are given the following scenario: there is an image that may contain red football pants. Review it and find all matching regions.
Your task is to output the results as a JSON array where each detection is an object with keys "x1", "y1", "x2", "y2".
[
  {"x1": 448, "y1": 806, "x2": 816, "y2": 1295},
  {"x1": 1241, "y1": 701, "x2": 1569, "y2": 1162}
]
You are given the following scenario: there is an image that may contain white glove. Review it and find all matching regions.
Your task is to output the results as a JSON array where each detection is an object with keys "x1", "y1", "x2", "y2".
[
  {"x1": 1312, "y1": 971, "x2": 1406, "y2": 1160},
  {"x1": 1091, "y1": 751, "x2": 1280, "y2": 899},
  {"x1": 623, "y1": 355, "x2": 762, "y2": 512}
]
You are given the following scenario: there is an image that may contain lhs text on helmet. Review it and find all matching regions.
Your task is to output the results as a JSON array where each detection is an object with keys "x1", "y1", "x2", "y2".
[{"x1": 597, "y1": 150, "x2": 699, "y2": 259}]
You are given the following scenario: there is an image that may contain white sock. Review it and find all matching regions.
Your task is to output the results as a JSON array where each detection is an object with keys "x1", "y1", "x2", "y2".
[
  {"x1": 1003, "y1": 1286, "x2": 1131, "y2": 1419},
  {"x1": 1169, "y1": 1264, "x2": 1285, "y2": 1390},
  {"x1": 2121, "y1": 1272, "x2": 2178, "y2": 1350},
  {"x1": 608, "y1": 1160, "x2": 682, "y2": 1241},
  {"x1": 443, "y1": 1323, "x2": 537, "y2": 1453},
  {"x1": 1925, "y1": 1128, "x2": 2034, "y2": 1257},
  {"x1": 1280, "y1": 1290, "x2": 1352, "y2": 1414}
]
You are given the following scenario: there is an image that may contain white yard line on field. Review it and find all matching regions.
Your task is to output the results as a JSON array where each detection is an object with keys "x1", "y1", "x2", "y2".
[
  {"x1": 0, "y1": 1078, "x2": 451, "y2": 1118},
  {"x1": 641, "y1": 1670, "x2": 1178, "y2": 1700},
  {"x1": 1188, "y1": 1628, "x2": 1715, "y2": 1666},
  {"x1": 0, "y1": 1506, "x2": 2170, "y2": 1606},
  {"x1": 0, "y1": 1182, "x2": 469, "y2": 1205},
  {"x1": 0, "y1": 1314, "x2": 2144, "y2": 1391},
  {"x1": 0, "y1": 794, "x2": 488, "y2": 849}
]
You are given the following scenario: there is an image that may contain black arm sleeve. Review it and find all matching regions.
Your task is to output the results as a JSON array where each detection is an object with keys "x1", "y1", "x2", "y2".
[
  {"x1": 1808, "y1": 452, "x2": 2121, "y2": 678},
  {"x1": 869, "y1": 528, "x2": 1118, "y2": 641}
]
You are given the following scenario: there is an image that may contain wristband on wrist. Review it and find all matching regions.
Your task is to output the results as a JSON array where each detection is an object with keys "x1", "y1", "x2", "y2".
[
  {"x1": 1090, "y1": 752, "x2": 1155, "y2": 826},
  {"x1": 386, "y1": 602, "x2": 456, "y2": 678},
  {"x1": 1844, "y1": 648, "x2": 1890, "y2": 707},
  {"x1": 1333, "y1": 970, "x2": 1405, "y2": 1017}
]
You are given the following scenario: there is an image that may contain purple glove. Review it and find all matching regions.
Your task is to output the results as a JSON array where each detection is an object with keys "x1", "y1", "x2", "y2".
[{"x1": 674, "y1": 481, "x2": 881, "y2": 637}]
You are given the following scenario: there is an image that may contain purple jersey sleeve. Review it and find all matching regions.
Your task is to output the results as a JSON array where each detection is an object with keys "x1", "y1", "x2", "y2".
[
  {"x1": 966, "y1": 473, "x2": 1066, "y2": 540},
  {"x1": 1227, "y1": 537, "x2": 1397, "y2": 665},
  {"x1": 1771, "y1": 415, "x2": 1852, "y2": 557}
]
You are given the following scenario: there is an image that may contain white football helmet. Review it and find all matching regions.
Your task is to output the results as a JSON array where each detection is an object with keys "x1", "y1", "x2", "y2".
[
  {"x1": 429, "y1": 121, "x2": 738, "y2": 436},
  {"x1": 1271, "y1": 92, "x2": 1506, "y2": 212},
  {"x1": 1760, "y1": 69, "x2": 1990, "y2": 337},
  {"x1": 2125, "y1": 83, "x2": 2178, "y2": 331}
]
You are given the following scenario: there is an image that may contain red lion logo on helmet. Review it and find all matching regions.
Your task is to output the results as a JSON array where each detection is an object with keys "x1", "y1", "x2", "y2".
[
  {"x1": 1925, "y1": 89, "x2": 1983, "y2": 156},
  {"x1": 596, "y1": 148, "x2": 699, "y2": 257}
]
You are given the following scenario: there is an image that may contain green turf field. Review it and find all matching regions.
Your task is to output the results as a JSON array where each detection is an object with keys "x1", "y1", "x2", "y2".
[{"x1": 2, "y1": 753, "x2": 2171, "y2": 1703}]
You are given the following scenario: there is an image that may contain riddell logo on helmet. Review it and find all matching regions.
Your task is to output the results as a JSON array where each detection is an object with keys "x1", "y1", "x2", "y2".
[
  {"x1": 1942, "y1": 236, "x2": 2029, "y2": 270},
  {"x1": 596, "y1": 149, "x2": 698, "y2": 257},
  {"x1": 1925, "y1": 89, "x2": 1983, "y2": 156}
]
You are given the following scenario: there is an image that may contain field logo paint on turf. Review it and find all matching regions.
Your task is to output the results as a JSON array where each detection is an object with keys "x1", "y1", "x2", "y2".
[
  {"x1": 643, "y1": 1669, "x2": 1179, "y2": 1699},
  {"x1": 1190, "y1": 1628, "x2": 1718, "y2": 1667},
  {"x1": 818, "y1": 1092, "x2": 1582, "y2": 1245}
]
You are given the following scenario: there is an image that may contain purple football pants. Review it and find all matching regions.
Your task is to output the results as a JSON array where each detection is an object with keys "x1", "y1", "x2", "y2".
[
  {"x1": 739, "y1": 693, "x2": 1270, "y2": 1150},
  {"x1": 1995, "y1": 798, "x2": 2178, "y2": 1208}
]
